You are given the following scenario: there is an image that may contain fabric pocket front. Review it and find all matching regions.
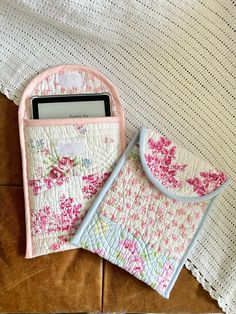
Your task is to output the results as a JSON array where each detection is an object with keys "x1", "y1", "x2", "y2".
[
  {"x1": 71, "y1": 126, "x2": 230, "y2": 298},
  {"x1": 19, "y1": 64, "x2": 125, "y2": 258},
  {"x1": 24, "y1": 117, "x2": 122, "y2": 257}
]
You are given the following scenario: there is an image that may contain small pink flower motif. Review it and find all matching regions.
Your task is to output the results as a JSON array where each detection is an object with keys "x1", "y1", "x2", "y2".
[
  {"x1": 172, "y1": 220, "x2": 178, "y2": 227},
  {"x1": 82, "y1": 172, "x2": 111, "y2": 199},
  {"x1": 49, "y1": 167, "x2": 64, "y2": 180},
  {"x1": 155, "y1": 229, "x2": 162, "y2": 237},
  {"x1": 111, "y1": 213, "x2": 116, "y2": 221},
  {"x1": 74, "y1": 204, "x2": 82, "y2": 211},
  {"x1": 58, "y1": 235, "x2": 69, "y2": 245},
  {"x1": 56, "y1": 177, "x2": 65, "y2": 186},
  {"x1": 128, "y1": 255, "x2": 144, "y2": 274},
  {"x1": 41, "y1": 148, "x2": 49, "y2": 156},
  {"x1": 135, "y1": 230, "x2": 140, "y2": 238},
  {"x1": 43, "y1": 177, "x2": 53, "y2": 189},
  {"x1": 149, "y1": 218, "x2": 155, "y2": 225},
  {"x1": 148, "y1": 136, "x2": 171, "y2": 151},
  {"x1": 179, "y1": 223, "x2": 186, "y2": 232},
  {"x1": 130, "y1": 213, "x2": 139, "y2": 220},
  {"x1": 172, "y1": 234, "x2": 178, "y2": 241},
  {"x1": 107, "y1": 197, "x2": 115, "y2": 205},
  {"x1": 29, "y1": 179, "x2": 42, "y2": 195},
  {"x1": 141, "y1": 221, "x2": 146, "y2": 228},
  {"x1": 187, "y1": 170, "x2": 227, "y2": 196},
  {"x1": 31, "y1": 194, "x2": 82, "y2": 236},
  {"x1": 43, "y1": 205, "x2": 50, "y2": 215},
  {"x1": 74, "y1": 124, "x2": 87, "y2": 134},
  {"x1": 131, "y1": 178, "x2": 138, "y2": 185},
  {"x1": 176, "y1": 207, "x2": 186, "y2": 216},
  {"x1": 195, "y1": 212, "x2": 200, "y2": 220},
  {"x1": 50, "y1": 243, "x2": 61, "y2": 251},
  {"x1": 157, "y1": 277, "x2": 169, "y2": 292},
  {"x1": 120, "y1": 239, "x2": 137, "y2": 254},
  {"x1": 157, "y1": 262, "x2": 174, "y2": 293},
  {"x1": 120, "y1": 239, "x2": 144, "y2": 275},
  {"x1": 164, "y1": 223, "x2": 170, "y2": 230},
  {"x1": 145, "y1": 135, "x2": 187, "y2": 189},
  {"x1": 141, "y1": 207, "x2": 146, "y2": 214},
  {"x1": 163, "y1": 237, "x2": 169, "y2": 245},
  {"x1": 167, "y1": 210, "x2": 174, "y2": 216},
  {"x1": 187, "y1": 215, "x2": 192, "y2": 223},
  {"x1": 149, "y1": 205, "x2": 155, "y2": 212},
  {"x1": 104, "y1": 136, "x2": 114, "y2": 144},
  {"x1": 58, "y1": 157, "x2": 75, "y2": 173},
  {"x1": 126, "y1": 189, "x2": 132, "y2": 196}
]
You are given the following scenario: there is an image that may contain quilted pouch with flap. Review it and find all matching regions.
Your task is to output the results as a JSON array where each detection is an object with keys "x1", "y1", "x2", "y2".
[
  {"x1": 19, "y1": 64, "x2": 125, "y2": 258},
  {"x1": 71, "y1": 126, "x2": 229, "y2": 298}
]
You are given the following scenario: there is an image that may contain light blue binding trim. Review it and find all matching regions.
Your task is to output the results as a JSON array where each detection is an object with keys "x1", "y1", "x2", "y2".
[
  {"x1": 139, "y1": 126, "x2": 231, "y2": 203},
  {"x1": 71, "y1": 126, "x2": 230, "y2": 298},
  {"x1": 71, "y1": 130, "x2": 140, "y2": 246}
]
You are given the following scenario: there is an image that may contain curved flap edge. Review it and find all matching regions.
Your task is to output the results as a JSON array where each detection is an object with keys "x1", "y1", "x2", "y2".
[{"x1": 139, "y1": 127, "x2": 231, "y2": 202}]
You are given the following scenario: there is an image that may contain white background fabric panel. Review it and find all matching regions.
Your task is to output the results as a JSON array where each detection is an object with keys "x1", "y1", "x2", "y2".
[{"x1": 0, "y1": 1, "x2": 235, "y2": 313}]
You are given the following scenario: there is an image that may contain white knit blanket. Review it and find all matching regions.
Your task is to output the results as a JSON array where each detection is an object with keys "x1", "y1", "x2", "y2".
[{"x1": 0, "y1": 1, "x2": 235, "y2": 312}]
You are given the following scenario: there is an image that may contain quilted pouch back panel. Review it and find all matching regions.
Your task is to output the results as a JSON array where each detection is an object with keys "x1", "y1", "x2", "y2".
[
  {"x1": 71, "y1": 126, "x2": 229, "y2": 298},
  {"x1": 19, "y1": 65, "x2": 125, "y2": 258}
]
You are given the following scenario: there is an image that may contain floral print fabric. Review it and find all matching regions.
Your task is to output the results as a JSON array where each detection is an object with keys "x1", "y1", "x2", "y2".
[
  {"x1": 76, "y1": 127, "x2": 228, "y2": 298},
  {"x1": 25, "y1": 122, "x2": 121, "y2": 257},
  {"x1": 144, "y1": 129, "x2": 227, "y2": 198}
]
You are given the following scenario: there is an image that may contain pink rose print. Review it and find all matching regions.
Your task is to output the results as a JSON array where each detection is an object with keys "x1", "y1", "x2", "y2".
[
  {"x1": 29, "y1": 156, "x2": 77, "y2": 195},
  {"x1": 186, "y1": 170, "x2": 227, "y2": 196},
  {"x1": 145, "y1": 136, "x2": 187, "y2": 189},
  {"x1": 58, "y1": 157, "x2": 75, "y2": 172},
  {"x1": 31, "y1": 193, "x2": 82, "y2": 236},
  {"x1": 49, "y1": 167, "x2": 64, "y2": 180},
  {"x1": 157, "y1": 262, "x2": 174, "y2": 293},
  {"x1": 82, "y1": 172, "x2": 111, "y2": 199},
  {"x1": 120, "y1": 239, "x2": 144, "y2": 275}
]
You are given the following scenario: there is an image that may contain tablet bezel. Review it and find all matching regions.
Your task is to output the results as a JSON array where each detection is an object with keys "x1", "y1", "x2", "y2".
[{"x1": 31, "y1": 93, "x2": 111, "y2": 119}]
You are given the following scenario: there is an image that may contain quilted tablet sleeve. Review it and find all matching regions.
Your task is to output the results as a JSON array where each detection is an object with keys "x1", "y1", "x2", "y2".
[
  {"x1": 71, "y1": 126, "x2": 229, "y2": 298},
  {"x1": 19, "y1": 64, "x2": 125, "y2": 258}
]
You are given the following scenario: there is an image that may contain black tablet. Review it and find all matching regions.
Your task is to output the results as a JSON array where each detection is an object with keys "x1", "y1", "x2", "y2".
[{"x1": 31, "y1": 93, "x2": 111, "y2": 119}]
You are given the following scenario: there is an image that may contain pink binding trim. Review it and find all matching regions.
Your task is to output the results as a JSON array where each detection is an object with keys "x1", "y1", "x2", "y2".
[
  {"x1": 19, "y1": 64, "x2": 126, "y2": 258},
  {"x1": 25, "y1": 116, "x2": 119, "y2": 126}
]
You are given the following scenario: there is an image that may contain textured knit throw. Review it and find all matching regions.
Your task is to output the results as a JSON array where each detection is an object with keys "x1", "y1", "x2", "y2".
[
  {"x1": 0, "y1": 1, "x2": 235, "y2": 312},
  {"x1": 71, "y1": 127, "x2": 229, "y2": 298}
]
